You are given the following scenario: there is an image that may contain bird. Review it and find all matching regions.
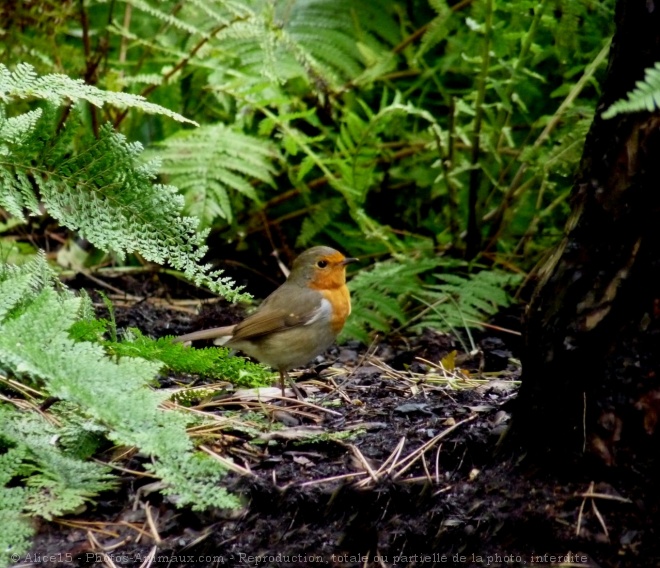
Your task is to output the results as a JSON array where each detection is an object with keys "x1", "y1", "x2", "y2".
[{"x1": 173, "y1": 246, "x2": 358, "y2": 396}]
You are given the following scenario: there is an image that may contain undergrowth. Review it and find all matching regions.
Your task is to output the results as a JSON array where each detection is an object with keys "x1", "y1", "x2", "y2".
[
  {"x1": 344, "y1": 255, "x2": 522, "y2": 344},
  {"x1": 0, "y1": 255, "x2": 270, "y2": 566},
  {"x1": 0, "y1": 0, "x2": 625, "y2": 561},
  {"x1": 1, "y1": 0, "x2": 617, "y2": 267},
  {"x1": 0, "y1": 63, "x2": 245, "y2": 301},
  {"x1": 71, "y1": 317, "x2": 273, "y2": 388}
]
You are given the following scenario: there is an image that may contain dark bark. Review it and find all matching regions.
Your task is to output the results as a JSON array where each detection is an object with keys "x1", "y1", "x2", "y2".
[{"x1": 513, "y1": 0, "x2": 660, "y2": 466}]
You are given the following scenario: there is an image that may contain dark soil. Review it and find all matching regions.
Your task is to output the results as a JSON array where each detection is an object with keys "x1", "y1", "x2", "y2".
[{"x1": 18, "y1": 272, "x2": 659, "y2": 568}]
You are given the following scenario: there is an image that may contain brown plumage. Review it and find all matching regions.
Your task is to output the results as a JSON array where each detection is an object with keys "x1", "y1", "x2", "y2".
[{"x1": 174, "y1": 246, "x2": 357, "y2": 395}]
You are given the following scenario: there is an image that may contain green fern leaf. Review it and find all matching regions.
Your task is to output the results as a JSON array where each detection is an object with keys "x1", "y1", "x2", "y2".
[
  {"x1": 414, "y1": 269, "x2": 522, "y2": 333},
  {"x1": 0, "y1": 63, "x2": 196, "y2": 124},
  {"x1": 0, "y1": 64, "x2": 246, "y2": 299},
  {"x1": 0, "y1": 253, "x2": 240, "y2": 560},
  {"x1": 603, "y1": 61, "x2": 660, "y2": 119},
  {"x1": 342, "y1": 256, "x2": 443, "y2": 343},
  {"x1": 418, "y1": 0, "x2": 454, "y2": 60},
  {"x1": 155, "y1": 123, "x2": 278, "y2": 226}
]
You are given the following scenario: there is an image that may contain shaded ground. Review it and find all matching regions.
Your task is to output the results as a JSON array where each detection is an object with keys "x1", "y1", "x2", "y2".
[{"x1": 18, "y1": 272, "x2": 660, "y2": 568}]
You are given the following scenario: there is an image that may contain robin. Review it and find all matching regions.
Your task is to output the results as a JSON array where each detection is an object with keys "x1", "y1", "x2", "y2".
[{"x1": 173, "y1": 246, "x2": 358, "y2": 395}]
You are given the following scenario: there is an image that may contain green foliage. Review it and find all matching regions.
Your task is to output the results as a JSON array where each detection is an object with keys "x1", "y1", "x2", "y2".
[
  {"x1": 150, "y1": 451, "x2": 239, "y2": 511},
  {"x1": 69, "y1": 317, "x2": 110, "y2": 343},
  {"x1": 0, "y1": 254, "x2": 240, "y2": 561},
  {"x1": 0, "y1": 0, "x2": 617, "y2": 268},
  {"x1": 153, "y1": 124, "x2": 278, "y2": 227},
  {"x1": 0, "y1": 406, "x2": 115, "y2": 521},
  {"x1": 0, "y1": 0, "x2": 617, "y2": 344},
  {"x1": 0, "y1": 446, "x2": 35, "y2": 567},
  {"x1": 418, "y1": 0, "x2": 455, "y2": 60},
  {"x1": 343, "y1": 255, "x2": 445, "y2": 343},
  {"x1": 71, "y1": 303, "x2": 273, "y2": 387},
  {"x1": 107, "y1": 329, "x2": 273, "y2": 388},
  {"x1": 191, "y1": 0, "x2": 613, "y2": 265},
  {"x1": 0, "y1": 63, "x2": 245, "y2": 301},
  {"x1": 0, "y1": 63, "x2": 195, "y2": 124},
  {"x1": 411, "y1": 268, "x2": 523, "y2": 335},
  {"x1": 283, "y1": 0, "x2": 401, "y2": 84},
  {"x1": 0, "y1": 1, "x2": 623, "y2": 556},
  {"x1": 602, "y1": 61, "x2": 660, "y2": 118},
  {"x1": 4, "y1": 0, "x2": 613, "y2": 330},
  {"x1": 344, "y1": 255, "x2": 521, "y2": 343}
]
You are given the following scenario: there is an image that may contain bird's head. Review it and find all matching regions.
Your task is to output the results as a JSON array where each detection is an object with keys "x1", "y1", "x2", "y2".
[{"x1": 289, "y1": 246, "x2": 358, "y2": 290}]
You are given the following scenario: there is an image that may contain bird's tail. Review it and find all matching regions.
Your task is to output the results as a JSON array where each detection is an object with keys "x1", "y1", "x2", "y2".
[{"x1": 173, "y1": 325, "x2": 235, "y2": 343}]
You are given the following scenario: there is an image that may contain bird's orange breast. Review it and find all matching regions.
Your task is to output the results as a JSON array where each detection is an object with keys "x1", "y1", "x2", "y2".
[{"x1": 317, "y1": 285, "x2": 351, "y2": 334}]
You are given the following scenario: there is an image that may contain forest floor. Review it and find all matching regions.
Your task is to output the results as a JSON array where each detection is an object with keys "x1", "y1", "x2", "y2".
[{"x1": 19, "y1": 271, "x2": 659, "y2": 568}]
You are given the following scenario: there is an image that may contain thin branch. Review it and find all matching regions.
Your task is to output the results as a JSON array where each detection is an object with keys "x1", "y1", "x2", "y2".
[
  {"x1": 465, "y1": 0, "x2": 494, "y2": 259},
  {"x1": 118, "y1": 3, "x2": 133, "y2": 68},
  {"x1": 114, "y1": 17, "x2": 248, "y2": 128},
  {"x1": 483, "y1": 39, "x2": 611, "y2": 244}
]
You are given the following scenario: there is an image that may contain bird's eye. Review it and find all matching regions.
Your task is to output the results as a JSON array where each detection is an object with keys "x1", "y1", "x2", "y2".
[{"x1": 316, "y1": 260, "x2": 328, "y2": 268}]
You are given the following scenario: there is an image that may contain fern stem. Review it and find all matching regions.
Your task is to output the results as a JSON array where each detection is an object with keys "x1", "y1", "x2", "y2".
[
  {"x1": 446, "y1": 98, "x2": 459, "y2": 243},
  {"x1": 493, "y1": 1, "x2": 548, "y2": 151},
  {"x1": 114, "y1": 16, "x2": 248, "y2": 128},
  {"x1": 465, "y1": 0, "x2": 495, "y2": 259},
  {"x1": 118, "y1": 3, "x2": 133, "y2": 68},
  {"x1": 393, "y1": 0, "x2": 476, "y2": 55},
  {"x1": 482, "y1": 38, "x2": 611, "y2": 245},
  {"x1": 393, "y1": 24, "x2": 431, "y2": 55},
  {"x1": 79, "y1": 0, "x2": 103, "y2": 137},
  {"x1": 131, "y1": 0, "x2": 187, "y2": 77}
]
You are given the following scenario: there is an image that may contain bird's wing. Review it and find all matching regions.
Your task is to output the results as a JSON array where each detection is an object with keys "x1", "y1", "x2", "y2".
[{"x1": 230, "y1": 284, "x2": 325, "y2": 342}]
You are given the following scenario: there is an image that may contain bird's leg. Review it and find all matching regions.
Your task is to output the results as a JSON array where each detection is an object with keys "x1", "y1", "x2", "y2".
[
  {"x1": 280, "y1": 370, "x2": 305, "y2": 400},
  {"x1": 279, "y1": 370, "x2": 286, "y2": 396}
]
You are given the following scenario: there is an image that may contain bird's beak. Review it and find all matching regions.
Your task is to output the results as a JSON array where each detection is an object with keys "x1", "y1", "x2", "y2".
[{"x1": 341, "y1": 257, "x2": 359, "y2": 266}]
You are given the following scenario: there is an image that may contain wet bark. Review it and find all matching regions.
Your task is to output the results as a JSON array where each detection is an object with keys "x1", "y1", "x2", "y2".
[{"x1": 514, "y1": 0, "x2": 660, "y2": 467}]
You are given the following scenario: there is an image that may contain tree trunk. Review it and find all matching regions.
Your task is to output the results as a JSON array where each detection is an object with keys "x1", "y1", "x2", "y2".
[{"x1": 513, "y1": 0, "x2": 660, "y2": 467}]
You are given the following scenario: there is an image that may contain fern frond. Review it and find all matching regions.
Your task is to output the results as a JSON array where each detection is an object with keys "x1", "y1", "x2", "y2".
[
  {"x1": 0, "y1": 63, "x2": 196, "y2": 125},
  {"x1": 286, "y1": 0, "x2": 401, "y2": 82},
  {"x1": 1, "y1": 406, "x2": 115, "y2": 520},
  {"x1": 122, "y1": 0, "x2": 207, "y2": 37},
  {"x1": 0, "y1": 253, "x2": 238, "y2": 544},
  {"x1": 418, "y1": 0, "x2": 455, "y2": 60},
  {"x1": 107, "y1": 329, "x2": 273, "y2": 387},
  {"x1": 155, "y1": 123, "x2": 278, "y2": 226},
  {"x1": 343, "y1": 255, "x2": 521, "y2": 344},
  {"x1": 0, "y1": 64, "x2": 245, "y2": 300},
  {"x1": 150, "y1": 451, "x2": 240, "y2": 511},
  {"x1": 0, "y1": 455, "x2": 34, "y2": 567},
  {"x1": 412, "y1": 269, "x2": 522, "y2": 334},
  {"x1": 185, "y1": 0, "x2": 248, "y2": 21},
  {"x1": 343, "y1": 256, "x2": 444, "y2": 343},
  {"x1": 602, "y1": 61, "x2": 660, "y2": 119},
  {"x1": 208, "y1": 0, "x2": 401, "y2": 93},
  {"x1": 297, "y1": 198, "x2": 344, "y2": 247},
  {"x1": 0, "y1": 108, "x2": 42, "y2": 148},
  {"x1": 0, "y1": 252, "x2": 56, "y2": 319}
]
